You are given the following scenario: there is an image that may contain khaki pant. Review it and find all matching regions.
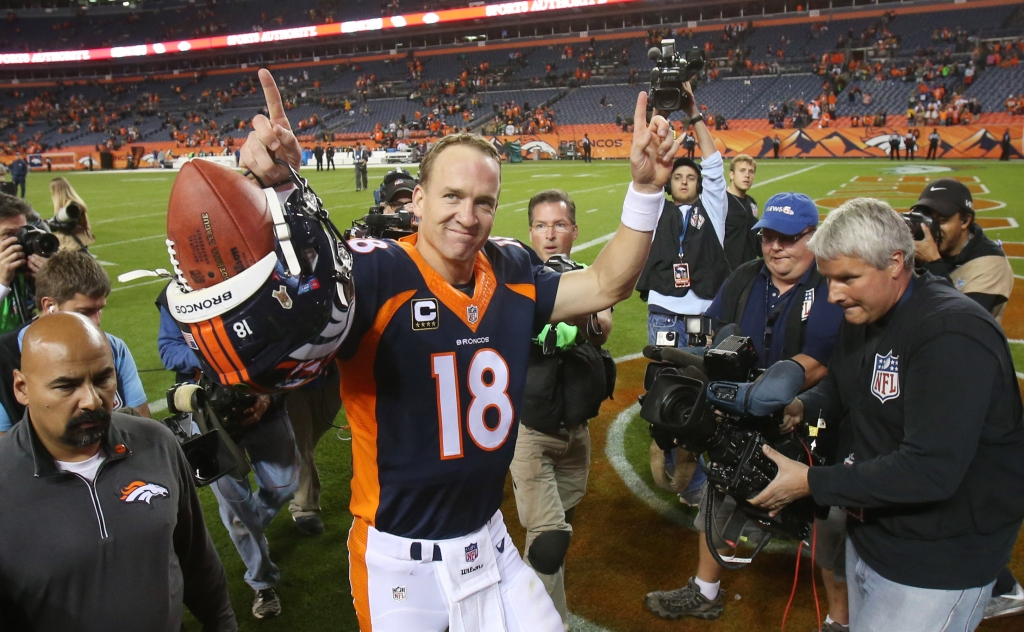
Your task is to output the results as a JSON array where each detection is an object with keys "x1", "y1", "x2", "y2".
[
  {"x1": 648, "y1": 440, "x2": 698, "y2": 494},
  {"x1": 285, "y1": 368, "x2": 342, "y2": 519},
  {"x1": 509, "y1": 424, "x2": 590, "y2": 632}
]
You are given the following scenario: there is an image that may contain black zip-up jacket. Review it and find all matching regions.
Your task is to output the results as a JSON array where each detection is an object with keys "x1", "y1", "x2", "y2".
[
  {"x1": 0, "y1": 412, "x2": 237, "y2": 631},
  {"x1": 802, "y1": 273, "x2": 1024, "y2": 590}
]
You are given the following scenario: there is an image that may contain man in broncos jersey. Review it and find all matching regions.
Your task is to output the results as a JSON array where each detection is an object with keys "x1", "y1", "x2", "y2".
[{"x1": 239, "y1": 69, "x2": 679, "y2": 632}]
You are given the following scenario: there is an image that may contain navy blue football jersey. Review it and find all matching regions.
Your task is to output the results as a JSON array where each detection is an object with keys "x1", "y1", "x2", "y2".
[{"x1": 337, "y1": 234, "x2": 560, "y2": 539}]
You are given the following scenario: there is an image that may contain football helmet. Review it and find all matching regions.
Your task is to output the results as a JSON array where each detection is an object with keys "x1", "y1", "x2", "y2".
[{"x1": 163, "y1": 162, "x2": 355, "y2": 393}]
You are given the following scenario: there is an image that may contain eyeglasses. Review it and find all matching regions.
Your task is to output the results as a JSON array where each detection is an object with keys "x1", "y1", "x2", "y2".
[
  {"x1": 531, "y1": 221, "x2": 574, "y2": 233},
  {"x1": 759, "y1": 228, "x2": 814, "y2": 247}
]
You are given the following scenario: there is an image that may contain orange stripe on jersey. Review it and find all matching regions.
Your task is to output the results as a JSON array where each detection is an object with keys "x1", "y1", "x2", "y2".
[
  {"x1": 348, "y1": 518, "x2": 373, "y2": 631},
  {"x1": 394, "y1": 235, "x2": 496, "y2": 333},
  {"x1": 338, "y1": 289, "x2": 416, "y2": 527},
  {"x1": 505, "y1": 283, "x2": 536, "y2": 301},
  {"x1": 191, "y1": 321, "x2": 233, "y2": 383}
]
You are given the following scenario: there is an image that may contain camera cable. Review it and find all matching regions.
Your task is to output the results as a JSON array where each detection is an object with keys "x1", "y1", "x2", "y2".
[{"x1": 781, "y1": 438, "x2": 822, "y2": 632}]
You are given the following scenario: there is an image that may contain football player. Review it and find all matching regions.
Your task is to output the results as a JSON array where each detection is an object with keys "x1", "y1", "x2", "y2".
[{"x1": 238, "y1": 68, "x2": 679, "y2": 632}]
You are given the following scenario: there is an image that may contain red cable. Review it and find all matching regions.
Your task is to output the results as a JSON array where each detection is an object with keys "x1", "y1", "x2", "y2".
[
  {"x1": 781, "y1": 541, "x2": 803, "y2": 631},
  {"x1": 780, "y1": 438, "x2": 825, "y2": 632}
]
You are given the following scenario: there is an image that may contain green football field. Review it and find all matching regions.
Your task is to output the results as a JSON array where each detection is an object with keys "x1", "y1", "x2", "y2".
[{"x1": 12, "y1": 158, "x2": 1024, "y2": 631}]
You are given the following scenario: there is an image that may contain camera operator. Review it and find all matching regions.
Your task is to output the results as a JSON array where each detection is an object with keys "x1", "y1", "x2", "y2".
[
  {"x1": 0, "y1": 313, "x2": 236, "y2": 632},
  {"x1": 636, "y1": 81, "x2": 728, "y2": 506},
  {"x1": 910, "y1": 179, "x2": 1013, "y2": 323},
  {"x1": 0, "y1": 251, "x2": 151, "y2": 437},
  {"x1": 751, "y1": 198, "x2": 1024, "y2": 632},
  {"x1": 645, "y1": 193, "x2": 847, "y2": 628},
  {"x1": 49, "y1": 177, "x2": 96, "y2": 252},
  {"x1": 378, "y1": 169, "x2": 416, "y2": 214},
  {"x1": 511, "y1": 189, "x2": 613, "y2": 630},
  {"x1": 908, "y1": 180, "x2": 1021, "y2": 618},
  {"x1": 156, "y1": 286, "x2": 300, "y2": 620},
  {"x1": 0, "y1": 194, "x2": 50, "y2": 333}
]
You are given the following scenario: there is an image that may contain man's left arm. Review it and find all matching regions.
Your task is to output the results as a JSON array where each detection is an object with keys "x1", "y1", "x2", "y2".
[
  {"x1": 549, "y1": 92, "x2": 679, "y2": 323},
  {"x1": 173, "y1": 447, "x2": 237, "y2": 631},
  {"x1": 753, "y1": 333, "x2": 998, "y2": 513}
]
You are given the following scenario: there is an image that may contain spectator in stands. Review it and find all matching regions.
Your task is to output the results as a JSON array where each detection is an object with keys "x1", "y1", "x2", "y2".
[
  {"x1": 9, "y1": 154, "x2": 27, "y2": 199},
  {"x1": 0, "y1": 250, "x2": 151, "y2": 437},
  {"x1": 637, "y1": 82, "x2": 727, "y2": 509},
  {"x1": 724, "y1": 154, "x2": 760, "y2": 270},
  {"x1": 48, "y1": 178, "x2": 95, "y2": 253}
]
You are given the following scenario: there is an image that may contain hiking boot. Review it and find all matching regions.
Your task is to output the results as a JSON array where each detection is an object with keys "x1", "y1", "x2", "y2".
[
  {"x1": 252, "y1": 588, "x2": 281, "y2": 619},
  {"x1": 985, "y1": 581, "x2": 1024, "y2": 620},
  {"x1": 645, "y1": 577, "x2": 724, "y2": 620},
  {"x1": 294, "y1": 514, "x2": 324, "y2": 536}
]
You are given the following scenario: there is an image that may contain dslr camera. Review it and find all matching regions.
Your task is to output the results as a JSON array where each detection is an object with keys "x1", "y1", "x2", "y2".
[
  {"x1": 160, "y1": 376, "x2": 256, "y2": 487},
  {"x1": 48, "y1": 201, "x2": 83, "y2": 234},
  {"x1": 16, "y1": 226, "x2": 59, "y2": 258},
  {"x1": 639, "y1": 334, "x2": 823, "y2": 564},
  {"x1": 648, "y1": 39, "x2": 706, "y2": 113},
  {"x1": 902, "y1": 211, "x2": 940, "y2": 243}
]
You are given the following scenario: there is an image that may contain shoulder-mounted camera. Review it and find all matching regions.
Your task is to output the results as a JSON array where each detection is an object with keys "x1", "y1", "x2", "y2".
[{"x1": 648, "y1": 39, "x2": 705, "y2": 114}]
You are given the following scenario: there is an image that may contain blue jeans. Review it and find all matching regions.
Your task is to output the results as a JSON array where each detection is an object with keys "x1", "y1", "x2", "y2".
[
  {"x1": 647, "y1": 311, "x2": 708, "y2": 494},
  {"x1": 211, "y1": 407, "x2": 300, "y2": 590},
  {"x1": 846, "y1": 538, "x2": 993, "y2": 632}
]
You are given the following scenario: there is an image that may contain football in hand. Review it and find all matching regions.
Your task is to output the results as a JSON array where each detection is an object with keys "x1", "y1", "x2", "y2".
[{"x1": 166, "y1": 160, "x2": 275, "y2": 290}]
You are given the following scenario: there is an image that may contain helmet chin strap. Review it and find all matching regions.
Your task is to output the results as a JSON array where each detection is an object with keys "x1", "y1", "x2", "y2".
[{"x1": 264, "y1": 187, "x2": 303, "y2": 277}]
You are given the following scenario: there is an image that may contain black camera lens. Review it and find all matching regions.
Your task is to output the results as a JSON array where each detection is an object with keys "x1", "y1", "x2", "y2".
[{"x1": 16, "y1": 226, "x2": 59, "y2": 258}]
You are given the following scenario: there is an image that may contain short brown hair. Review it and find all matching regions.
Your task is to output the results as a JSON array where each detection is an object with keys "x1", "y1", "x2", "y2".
[
  {"x1": 418, "y1": 133, "x2": 500, "y2": 190},
  {"x1": 730, "y1": 154, "x2": 756, "y2": 172},
  {"x1": 527, "y1": 189, "x2": 576, "y2": 225},
  {"x1": 33, "y1": 251, "x2": 111, "y2": 310},
  {"x1": 0, "y1": 193, "x2": 32, "y2": 222}
]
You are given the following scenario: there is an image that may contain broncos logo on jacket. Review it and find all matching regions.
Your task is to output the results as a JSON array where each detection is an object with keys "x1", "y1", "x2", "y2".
[{"x1": 119, "y1": 481, "x2": 169, "y2": 505}]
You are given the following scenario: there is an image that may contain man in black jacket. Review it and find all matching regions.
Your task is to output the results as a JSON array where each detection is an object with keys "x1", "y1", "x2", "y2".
[
  {"x1": 0, "y1": 313, "x2": 236, "y2": 631},
  {"x1": 751, "y1": 198, "x2": 1024, "y2": 632}
]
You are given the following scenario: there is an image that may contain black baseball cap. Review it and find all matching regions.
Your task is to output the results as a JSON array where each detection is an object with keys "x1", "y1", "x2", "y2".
[
  {"x1": 911, "y1": 178, "x2": 973, "y2": 217},
  {"x1": 381, "y1": 172, "x2": 417, "y2": 203},
  {"x1": 671, "y1": 156, "x2": 702, "y2": 177}
]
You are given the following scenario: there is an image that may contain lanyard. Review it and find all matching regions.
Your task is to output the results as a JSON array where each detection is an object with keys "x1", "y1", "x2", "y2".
[
  {"x1": 677, "y1": 205, "x2": 693, "y2": 260},
  {"x1": 762, "y1": 276, "x2": 788, "y2": 363}
]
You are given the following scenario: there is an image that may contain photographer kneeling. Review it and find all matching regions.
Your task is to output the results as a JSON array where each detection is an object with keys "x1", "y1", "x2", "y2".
[
  {"x1": 644, "y1": 193, "x2": 845, "y2": 626},
  {"x1": 157, "y1": 286, "x2": 299, "y2": 620},
  {"x1": 751, "y1": 198, "x2": 1024, "y2": 632}
]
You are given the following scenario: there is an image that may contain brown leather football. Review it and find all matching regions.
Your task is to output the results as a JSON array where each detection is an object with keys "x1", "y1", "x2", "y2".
[{"x1": 166, "y1": 160, "x2": 275, "y2": 290}]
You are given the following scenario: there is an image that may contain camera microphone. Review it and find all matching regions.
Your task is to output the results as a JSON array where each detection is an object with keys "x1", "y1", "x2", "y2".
[
  {"x1": 648, "y1": 47, "x2": 662, "y2": 61},
  {"x1": 168, "y1": 383, "x2": 204, "y2": 415},
  {"x1": 661, "y1": 347, "x2": 707, "y2": 375},
  {"x1": 707, "y1": 359, "x2": 805, "y2": 417}
]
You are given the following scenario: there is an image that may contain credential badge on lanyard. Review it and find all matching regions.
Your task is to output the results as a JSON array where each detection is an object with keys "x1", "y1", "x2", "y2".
[{"x1": 801, "y1": 288, "x2": 814, "y2": 321}]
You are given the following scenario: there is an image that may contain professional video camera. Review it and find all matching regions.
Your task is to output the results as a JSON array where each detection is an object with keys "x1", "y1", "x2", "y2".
[
  {"x1": 16, "y1": 226, "x2": 59, "y2": 258},
  {"x1": 902, "y1": 211, "x2": 940, "y2": 243},
  {"x1": 160, "y1": 376, "x2": 255, "y2": 487},
  {"x1": 48, "y1": 201, "x2": 83, "y2": 234},
  {"x1": 639, "y1": 333, "x2": 824, "y2": 566},
  {"x1": 344, "y1": 169, "x2": 420, "y2": 240},
  {"x1": 647, "y1": 38, "x2": 706, "y2": 114}
]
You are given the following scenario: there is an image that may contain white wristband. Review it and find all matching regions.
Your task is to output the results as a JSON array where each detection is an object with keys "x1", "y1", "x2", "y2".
[{"x1": 621, "y1": 182, "x2": 665, "y2": 232}]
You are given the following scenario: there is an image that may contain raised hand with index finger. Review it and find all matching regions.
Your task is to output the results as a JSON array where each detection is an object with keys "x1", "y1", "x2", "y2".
[
  {"x1": 629, "y1": 91, "x2": 681, "y2": 194},
  {"x1": 238, "y1": 69, "x2": 303, "y2": 188}
]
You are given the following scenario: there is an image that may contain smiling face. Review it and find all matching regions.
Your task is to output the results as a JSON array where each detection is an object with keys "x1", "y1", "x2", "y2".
[
  {"x1": 670, "y1": 166, "x2": 700, "y2": 205},
  {"x1": 762, "y1": 228, "x2": 815, "y2": 286},
  {"x1": 817, "y1": 253, "x2": 908, "y2": 325},
  {"x1": 411, "y1": 144, "x2": 501, "y2": 279}
]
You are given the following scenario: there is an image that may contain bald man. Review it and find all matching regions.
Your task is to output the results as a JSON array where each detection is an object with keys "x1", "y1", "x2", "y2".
[{"x1": 0, "y1": 313, "x2": 236, "y2": 632}]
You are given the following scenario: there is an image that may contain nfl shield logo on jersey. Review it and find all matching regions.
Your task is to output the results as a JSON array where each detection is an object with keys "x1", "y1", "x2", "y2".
[
  {"x1": 871, "y1": 352, "x2": 900, "y2": 403},
  {"x1": 465, "y1": 542, "x2": 479, "y2": 562},
  {"x1": 392, "y1": 586, "x2": 406, "y2": 602},
  {"x1": 467, "y1": 305, "x2": 479, "y2": 325}
]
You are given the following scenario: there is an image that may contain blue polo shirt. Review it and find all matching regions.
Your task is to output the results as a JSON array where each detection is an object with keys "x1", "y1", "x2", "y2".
[{"x1": 706, "y1": 263, "x2": 844, "y2": 368}]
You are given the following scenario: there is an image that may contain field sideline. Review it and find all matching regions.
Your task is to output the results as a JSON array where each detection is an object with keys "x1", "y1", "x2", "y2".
[{"x1": 11, "y1": 158, "x2": 1024, "y2": 631}]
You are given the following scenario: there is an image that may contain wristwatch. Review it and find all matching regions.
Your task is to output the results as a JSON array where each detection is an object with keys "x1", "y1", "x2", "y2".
[{"x1": 687, "y1": 113, "x2": 705, "y2": 127}]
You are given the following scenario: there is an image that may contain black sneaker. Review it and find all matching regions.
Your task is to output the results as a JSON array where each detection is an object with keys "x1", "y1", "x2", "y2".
[
  {"x1": 252, "y1": 588, "x2": 281, "y2": 619},
  {"x1": 294, "y1": 514, "x2": 324, "y2": 536},
  {"x1": 645, "y1": 577, "x2": 724, "y2": 620}
]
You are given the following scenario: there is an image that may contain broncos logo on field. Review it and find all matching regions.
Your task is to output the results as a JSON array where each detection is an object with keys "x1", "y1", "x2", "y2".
[{"x1": 119, "y1": 480, "x2": 170, "y2": 505}]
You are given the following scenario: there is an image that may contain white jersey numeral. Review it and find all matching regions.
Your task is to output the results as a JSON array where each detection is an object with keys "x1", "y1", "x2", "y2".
[{"x1": 431, "y1": 349, "x2": 514, "y2": 460}]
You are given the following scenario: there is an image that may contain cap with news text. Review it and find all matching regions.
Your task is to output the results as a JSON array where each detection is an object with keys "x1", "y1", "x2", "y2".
[
  {"x1": 911, "y1": 178, "x2": 973, "y2": 217},
  {"x1": 752, "y1": 192, "x2": 818, "y2": 235}
]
